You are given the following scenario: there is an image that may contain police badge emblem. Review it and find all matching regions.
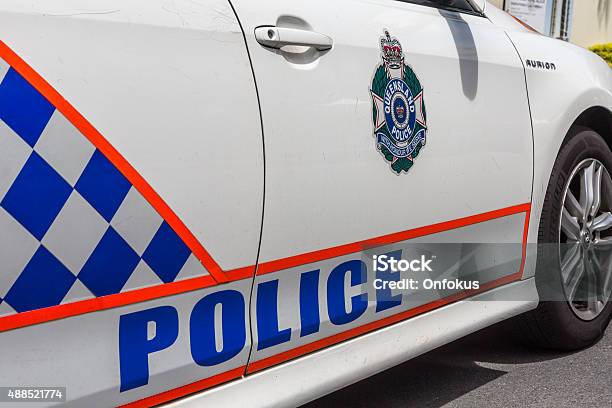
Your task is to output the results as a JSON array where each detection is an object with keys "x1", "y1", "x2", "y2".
[{"x1": 370, "y1": 30, "x2": 427, "y2": 174}]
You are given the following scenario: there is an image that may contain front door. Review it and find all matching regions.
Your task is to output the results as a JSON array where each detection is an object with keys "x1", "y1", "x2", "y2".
[{"x1": 230, "y1": 0, "x2": 533, "y2": 372}]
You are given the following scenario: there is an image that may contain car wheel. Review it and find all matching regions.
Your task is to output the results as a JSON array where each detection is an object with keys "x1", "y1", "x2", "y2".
[{"x1": 520, "y1": 126, "x2": 612, "y2": 350}]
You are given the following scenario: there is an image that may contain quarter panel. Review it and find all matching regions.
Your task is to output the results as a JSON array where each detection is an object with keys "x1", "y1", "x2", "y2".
[{"x1": 503, "y1": 31, "x2": 612, "y2": 278}]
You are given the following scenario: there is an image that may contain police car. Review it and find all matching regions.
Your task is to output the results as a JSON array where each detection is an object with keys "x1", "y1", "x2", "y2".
[{"x1": 0, "y1": 0, "x2": 611, "y2": 407}]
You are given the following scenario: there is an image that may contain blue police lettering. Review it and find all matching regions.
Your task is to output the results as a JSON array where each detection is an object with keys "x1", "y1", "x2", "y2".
[
  {"x1": 190, "y1": 290, "x2": 246, "y2": 366},
  {"x1": 327, "y1": 260, "x2": 367, "y2": 325},
  {"x1": 119, "y1": 306, "x2": 179, "y2": 392},
  {"x1": 119, "y1": 290, "x2": 247, "y2": 392},
  {"x1": 256, "y1": 280, "x2": 292, "y2": 350},
  {"x1": 299, "y1": 269, "x2": 320, "y2": 337},
  {"x1": 119, "y1": 254, "x2": 409, "y2": 391}
]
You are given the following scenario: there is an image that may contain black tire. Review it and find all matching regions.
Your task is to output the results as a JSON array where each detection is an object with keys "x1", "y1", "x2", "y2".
[{"x1": 519, "y1": 126, "x2": 612, "y2": 351}]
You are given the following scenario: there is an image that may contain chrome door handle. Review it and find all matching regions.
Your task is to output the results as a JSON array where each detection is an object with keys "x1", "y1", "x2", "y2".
[{"x1": 254, "y1": 26, "x2": 333, "y2": 51}]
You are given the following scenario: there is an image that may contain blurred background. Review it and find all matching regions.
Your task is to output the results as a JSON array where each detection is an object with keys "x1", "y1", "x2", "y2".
[{"x1": 493, "y1": 0, "x2": 612, "y2": 65}]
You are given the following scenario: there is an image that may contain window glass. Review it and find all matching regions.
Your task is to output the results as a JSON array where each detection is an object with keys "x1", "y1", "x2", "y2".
[{"x1": 396, "y1": 0, "x2": 478, "y2": 14}]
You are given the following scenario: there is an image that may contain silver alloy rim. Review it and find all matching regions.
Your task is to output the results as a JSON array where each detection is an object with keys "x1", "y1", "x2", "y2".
[{"x1": 559, "y1": 159, "x2": 612, "y2": 321}]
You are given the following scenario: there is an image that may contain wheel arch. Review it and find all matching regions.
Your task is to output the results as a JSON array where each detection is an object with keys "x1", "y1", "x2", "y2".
[{"x1": 570, "y1": 106, "x2": 612, "y2": 149}]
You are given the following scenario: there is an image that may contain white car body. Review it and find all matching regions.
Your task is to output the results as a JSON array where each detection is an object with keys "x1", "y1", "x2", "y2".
[{"x1": 0, "y1": 1, "x2": 610, "y2": 407}]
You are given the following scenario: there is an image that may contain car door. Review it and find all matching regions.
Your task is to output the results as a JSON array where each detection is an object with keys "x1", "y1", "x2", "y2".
[
  {"x1": 0, "y1": 1, "x2": 262, "y2": 406},
  {"x1": 229, "y1": 0, "x2": 534, "y2": 372}
]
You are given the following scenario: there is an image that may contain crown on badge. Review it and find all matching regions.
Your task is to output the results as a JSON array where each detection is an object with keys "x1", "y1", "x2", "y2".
[{"x1": 380, "y1": 30, "x2": 403, "y2": 69}]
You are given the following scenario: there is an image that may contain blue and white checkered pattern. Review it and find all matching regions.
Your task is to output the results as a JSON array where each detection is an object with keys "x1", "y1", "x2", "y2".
[{"x1": 0, "y1": 60, "x2": 209, "y2": 317}]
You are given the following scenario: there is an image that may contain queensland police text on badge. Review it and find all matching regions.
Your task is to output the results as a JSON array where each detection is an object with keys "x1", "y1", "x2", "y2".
[{"x1": 370, "y1": 30, "x2": 427, "y2": 174}]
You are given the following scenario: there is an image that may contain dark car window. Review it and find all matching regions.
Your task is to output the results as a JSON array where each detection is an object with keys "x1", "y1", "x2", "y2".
[{"x1": 396, "y1": 0, "x2": 481, "y2": 15}]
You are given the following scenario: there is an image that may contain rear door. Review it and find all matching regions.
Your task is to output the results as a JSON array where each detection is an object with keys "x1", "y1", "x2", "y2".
[
  {"x1": 229, "y1": 0, "x2": 533, "y2": 372},
  {"x1": 0, "y1": 1, "x2": 262, "y2": 406}
]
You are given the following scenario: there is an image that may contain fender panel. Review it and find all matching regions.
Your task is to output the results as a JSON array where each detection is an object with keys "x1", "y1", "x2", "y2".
[{"x1": 504, "y1": 31, "x2": 612, "y2": 278}]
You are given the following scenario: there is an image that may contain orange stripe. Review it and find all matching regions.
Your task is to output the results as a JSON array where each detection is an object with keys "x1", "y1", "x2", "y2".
[
  {"x1": 119, "y1": 366, "x2": 245, "y2": 408},
  {"x1": 509, "y1": 14, "x2": 540, "y2": 34},
  {"x1": 0, "y1": 40, "x2": 228, "y2": 284},
  {"x1": 518, "y1": 207, "x2": 531, "y2": 278},
  {"x1": 0, "y1": 266, "x2": 256, "y2": 333},
  {"x1": 225, "y1": 265, "x2": 257, "y2": 281},
  {"x1": 0, "y1": 274, "x2": 216, "y2": 332},
  {"x1": 257, "y1": 203, "x2": 531, "y2": 275}
]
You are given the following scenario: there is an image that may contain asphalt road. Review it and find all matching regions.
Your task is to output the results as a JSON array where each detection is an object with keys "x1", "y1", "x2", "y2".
[{"x1": 304, "y1": 319, "x2": 612, "y2": 408}]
